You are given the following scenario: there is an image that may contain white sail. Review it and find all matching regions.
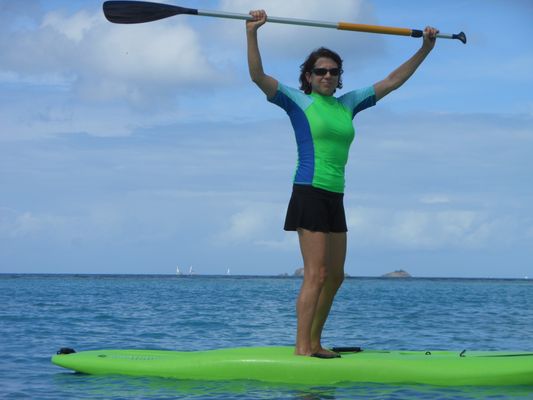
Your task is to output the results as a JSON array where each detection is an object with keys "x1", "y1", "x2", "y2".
[
  {"x1": 176, "y1": 265, "x2": 180, "y2": 275},
  {"x1": 226, "y1": 267, "x2": 230, "y2": 275},
  {"x1": 188, "y1": 265, "x2": 193, "y2": 275}
]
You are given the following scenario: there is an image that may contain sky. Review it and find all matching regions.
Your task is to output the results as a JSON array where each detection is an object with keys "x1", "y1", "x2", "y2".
[{"x1": 1, "y1": 0, "x2": 532, "y2": 278}]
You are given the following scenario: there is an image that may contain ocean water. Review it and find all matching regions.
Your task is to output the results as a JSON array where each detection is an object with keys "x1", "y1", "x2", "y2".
[{"x1": 1, "y1": 274, "x2": 532, "y2": 399}]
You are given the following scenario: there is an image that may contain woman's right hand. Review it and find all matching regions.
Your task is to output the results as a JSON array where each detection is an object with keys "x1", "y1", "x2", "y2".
[{"x1": 246, "y1": 10, "x2": 267, "y2": 33}]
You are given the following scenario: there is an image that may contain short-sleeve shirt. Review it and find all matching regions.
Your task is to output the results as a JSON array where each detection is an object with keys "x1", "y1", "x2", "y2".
[{"x1": 268, "y1": 83, "x2": 376, "y2": 193}]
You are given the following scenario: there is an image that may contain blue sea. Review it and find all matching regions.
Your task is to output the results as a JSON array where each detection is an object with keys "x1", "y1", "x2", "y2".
[{"x1": 1, "y1": 274, "x2": 532, "y2": 399}]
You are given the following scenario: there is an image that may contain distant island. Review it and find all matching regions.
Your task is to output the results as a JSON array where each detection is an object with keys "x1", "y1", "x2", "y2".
[
  {"x1": 381, "y1": 269, "x2": 412, "y2": 278},
  {"x1": 281, "y1": 268, "x2": 411, "y2": 278}
]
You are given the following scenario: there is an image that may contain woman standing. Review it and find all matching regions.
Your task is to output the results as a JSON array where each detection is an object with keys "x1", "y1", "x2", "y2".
[{"x1": 246, "y1": 10, "x2": 438, "y2": 358}]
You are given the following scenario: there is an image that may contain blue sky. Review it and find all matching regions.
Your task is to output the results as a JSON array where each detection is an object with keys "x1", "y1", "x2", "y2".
[{"x1": 1, "y1": 0, "x2": 532, "y2": 278}]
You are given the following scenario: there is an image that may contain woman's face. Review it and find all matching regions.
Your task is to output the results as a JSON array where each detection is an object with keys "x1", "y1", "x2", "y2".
[{"x1": 306, "y1": 57, "x2": 340, "y2": 96}]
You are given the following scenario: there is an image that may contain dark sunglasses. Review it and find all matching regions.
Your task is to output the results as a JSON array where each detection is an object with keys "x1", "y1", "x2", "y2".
[{"x1": 311, "y1": 67, "x2": 341, "y2": 76}]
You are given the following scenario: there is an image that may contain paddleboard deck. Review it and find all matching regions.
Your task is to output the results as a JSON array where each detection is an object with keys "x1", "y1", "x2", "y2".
[{"x1": 52, "y1": 346, "x2": 533, "y2": 386}]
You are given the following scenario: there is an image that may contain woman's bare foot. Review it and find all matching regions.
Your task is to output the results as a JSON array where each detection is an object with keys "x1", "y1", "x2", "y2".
[
  {"x1": 312, "y1": 347, "x2": 340, "y2": 358},
  {"x1": 295, "y1": 346, "x2": 340, "y2": 358}
]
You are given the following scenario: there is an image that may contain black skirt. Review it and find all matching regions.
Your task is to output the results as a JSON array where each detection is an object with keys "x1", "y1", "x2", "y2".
[{"x1": 284, "y1": 184, "x2": 347, "y2": 233}]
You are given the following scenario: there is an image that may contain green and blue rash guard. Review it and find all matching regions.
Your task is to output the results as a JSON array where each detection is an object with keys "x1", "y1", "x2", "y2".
[{"x1": 269, "y1": 83, "x2": 377, "y2": 193}]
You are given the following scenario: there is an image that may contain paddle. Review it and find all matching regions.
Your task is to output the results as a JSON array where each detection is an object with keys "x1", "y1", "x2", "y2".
[
  {"x1": 102, "y1": 1, "x2": 466, "y2": 44},
  {"x1": 331, "y1": 346, "x2": 363, "y2": 353}
]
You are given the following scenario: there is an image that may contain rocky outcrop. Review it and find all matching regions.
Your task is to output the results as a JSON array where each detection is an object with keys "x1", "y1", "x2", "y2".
[{"x1": 381, "y1": 269, "x2": 412, "y2": 278}]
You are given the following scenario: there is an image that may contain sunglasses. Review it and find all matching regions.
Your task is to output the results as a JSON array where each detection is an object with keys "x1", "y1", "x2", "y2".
[{"x1": 311, "y1": 67, "x2": 341, "y2": 76}]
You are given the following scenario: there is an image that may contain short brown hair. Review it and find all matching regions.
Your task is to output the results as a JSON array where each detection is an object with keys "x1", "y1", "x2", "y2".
[{"x1": 299, "y1": 47, "x2": 343, "y2": 94}]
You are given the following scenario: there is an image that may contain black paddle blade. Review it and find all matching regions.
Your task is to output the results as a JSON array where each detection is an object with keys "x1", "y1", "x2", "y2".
[
  {"x1": 331, "y1": 347, "x2": 363, "y2": 353},
  {"x1": 454, "y1": 31, "x2": 467, "y2": 44},
  {"x1": 103, "y1": 1, "x2": 197, "y2": 24}
]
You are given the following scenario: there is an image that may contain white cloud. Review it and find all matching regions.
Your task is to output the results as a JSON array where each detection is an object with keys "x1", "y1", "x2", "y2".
[
  {"x1": 215, "y1": 202, "x2": 286, "y2": 245},
  {"x1": 254, "y1": 233, "x2": 298, "y2": 250},
  {"x1": 0, "y1": 7, "x2": 221, "y2": 104},
  {"x1": 0, "y1": 209, "x2": 70, "y2": 238},
  {"x1": 42, "y1": 9, "x2": 99, "y2": 43},
  {"x1": 346, "y1": 206, "x2": 518, "y2": 250},
  {"x1": 420, "y1": 195, "x2": 451, "y2": 205},
  {"x1": 0, "y1": 202, "x2": 177, "y2": 244},
  {"x1": 224, "y1": 208, "x2": 264, "y2": 240},
  {"x1": 355, "y1": 109, "x2": 533, "y2": 167},
  {"x1": 84, "y1": 22, "x2": 216, "y2": 86},
  {"x1": 0, "y1": 99, "x2": 148, "y2": 139}
]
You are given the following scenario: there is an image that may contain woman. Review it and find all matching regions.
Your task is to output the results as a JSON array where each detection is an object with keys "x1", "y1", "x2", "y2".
[{"x1": 246, "y1": 10, "x2": 438, "y2": 358}]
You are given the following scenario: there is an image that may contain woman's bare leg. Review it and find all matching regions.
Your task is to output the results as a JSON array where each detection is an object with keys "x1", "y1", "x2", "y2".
[
  {"x1": 310, "y1": 232, "x2": 346, "y2": 354},
  {"x1": 294, "y1": 228, "x2": 328, "y2": 355}
]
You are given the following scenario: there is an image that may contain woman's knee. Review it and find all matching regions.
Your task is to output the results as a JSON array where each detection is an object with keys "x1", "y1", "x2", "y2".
[
  {"x1": 328, "y1": 269, "x2": 345, "y2": 289},
  {"x1": 304, "y1": 265, "x2": 328, "y2": 287}
]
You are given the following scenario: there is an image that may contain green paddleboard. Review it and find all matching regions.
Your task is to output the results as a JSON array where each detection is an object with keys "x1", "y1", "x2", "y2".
[{"x1": 52, "y1": 346, "x2": 533, "y2": 386}]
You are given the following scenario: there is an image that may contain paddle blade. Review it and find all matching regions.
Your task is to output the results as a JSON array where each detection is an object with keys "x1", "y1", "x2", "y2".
[
  {"x1": 103, "y1": 1, "x2": 197, "y2": 24},
  {"x1": 454, "y1": 31, "x2": 467, "y2": 44}
]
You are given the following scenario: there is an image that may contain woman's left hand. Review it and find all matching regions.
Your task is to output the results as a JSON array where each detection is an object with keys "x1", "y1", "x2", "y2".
[{"x1": 422, "y1": 26, "x2": 439, "y2": 51}]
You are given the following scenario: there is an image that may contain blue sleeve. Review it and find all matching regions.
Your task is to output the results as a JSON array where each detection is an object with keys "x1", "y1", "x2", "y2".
[
  {"x1": 268, "y1": 83, "x2": 313, "y2": 113},
  {"x1": 338, "y1": 86, "x2": 377, "y2": 119}
]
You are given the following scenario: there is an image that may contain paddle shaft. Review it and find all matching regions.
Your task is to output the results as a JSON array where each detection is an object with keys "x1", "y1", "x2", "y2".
[
  {"x1": 201, "y1": 9, "x2": 432, "y2": 40},
  {"x1": 197, "y1": 9, "x2": 462, "y2": 39}
]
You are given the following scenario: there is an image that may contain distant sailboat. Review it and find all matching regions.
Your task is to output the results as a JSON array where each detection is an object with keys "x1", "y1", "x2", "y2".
[
  {"x1": 176, "y1": 265, "x2": 181, "y2": 275},
  {"x1": 188, "y1": 265, "x2": 194, "y2": 275},
  {"x1": 226, "y1": 267, "x2": 230, "y2": 275}
]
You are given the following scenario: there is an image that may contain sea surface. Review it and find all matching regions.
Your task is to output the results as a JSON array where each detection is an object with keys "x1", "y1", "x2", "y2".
[{"x1": 1, "y1": 274, "x2": 532, "y2": 399}]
